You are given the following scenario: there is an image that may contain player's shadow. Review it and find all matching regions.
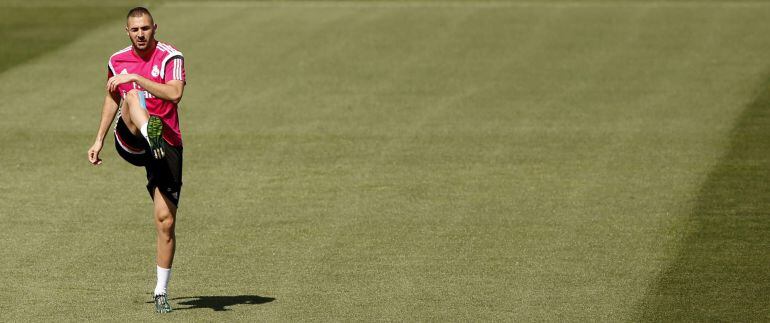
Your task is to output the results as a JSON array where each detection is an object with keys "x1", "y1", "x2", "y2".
[{"x1": 170, "y1": 295, "x2": 275, "y2": 311}]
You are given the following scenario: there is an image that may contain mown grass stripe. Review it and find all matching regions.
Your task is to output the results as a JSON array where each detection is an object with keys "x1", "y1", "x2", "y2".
[
  {"x1": 636, "y1": 76, "x2": 770, "y2": 321},
  {"x1": 164, "y1": 0, "x2": 770, "y2": 9},
  {"x1": 0, "y1": 6, "x2": 128, "y2": 75}
]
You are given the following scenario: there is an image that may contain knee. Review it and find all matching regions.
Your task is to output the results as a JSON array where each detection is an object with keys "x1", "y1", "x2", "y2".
[
  {"x1": 127, "y1": 89, "x2": 140, "y2": 97},
  {"x1": 125, "y1": 89, "x2": 141, "y2": 104},
  {"x1": 156, "y1": 210, "x2": 175, "y2": 233}
]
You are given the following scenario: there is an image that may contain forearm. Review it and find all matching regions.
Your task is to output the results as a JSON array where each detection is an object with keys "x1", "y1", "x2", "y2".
[
  {"x1": 134, "y1": 75, "x2": 183, "y2": 103},
  {"x1": 94, "y1": 96, "x2": 119, "y2": 144}
]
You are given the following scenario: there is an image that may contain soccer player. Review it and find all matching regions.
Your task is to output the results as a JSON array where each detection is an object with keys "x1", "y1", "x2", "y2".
[{"x1": 87, "y1": 7, "x2": 186, "y2": 314}]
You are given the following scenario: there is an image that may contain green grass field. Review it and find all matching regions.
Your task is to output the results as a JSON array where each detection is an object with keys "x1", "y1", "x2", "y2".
[{"x1": 1, "y1": 0, "x2": 769, "y2": 320}]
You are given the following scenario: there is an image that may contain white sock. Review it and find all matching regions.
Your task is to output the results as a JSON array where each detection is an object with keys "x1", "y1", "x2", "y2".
[
  {"x1": 154, "y1": 266, "x2": 171, "y2": 296},
  {"x1": 140, "y1": 122, "x2": 150, "y2": 143}
]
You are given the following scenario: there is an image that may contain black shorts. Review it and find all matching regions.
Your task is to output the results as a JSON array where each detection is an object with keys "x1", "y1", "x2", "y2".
[{"x1": 114, "y1": 117, "x2": 183, "y2": 207}]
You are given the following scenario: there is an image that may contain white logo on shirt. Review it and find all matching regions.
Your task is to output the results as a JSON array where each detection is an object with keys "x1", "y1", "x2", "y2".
[
  {"x1": 120, "y1": 69, "x2": 128, "y2": 75},
  {"x1": 152, "y1": 65, "x2": 160, "y2": 77}
]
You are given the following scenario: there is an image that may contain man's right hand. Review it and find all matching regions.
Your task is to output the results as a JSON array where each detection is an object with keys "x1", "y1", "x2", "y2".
[{"x1": 88, "y1": 141, "x2": 104, "y2": 165}]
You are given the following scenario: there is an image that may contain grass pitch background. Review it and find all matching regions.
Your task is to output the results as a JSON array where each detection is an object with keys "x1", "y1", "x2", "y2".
[{"x1": 0, "y1": 0, "x2": 769, "y2": 320}]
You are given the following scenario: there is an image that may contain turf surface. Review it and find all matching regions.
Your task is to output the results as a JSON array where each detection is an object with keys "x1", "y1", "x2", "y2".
[
  {"x1": 0, "y1": 1, "x2": 132, "y2": 74},
  {"x1": 0, "y1": 1, "x2": 769, "y2": 320}
]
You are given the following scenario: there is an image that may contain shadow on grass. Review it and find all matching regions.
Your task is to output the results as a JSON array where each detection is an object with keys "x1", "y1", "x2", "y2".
[
  {"x1": 637, "y1": 78, "x2": 770, "y2": 321},
  {"x1": 165, "y1": 295, "x2": 275, "y2": 311}
]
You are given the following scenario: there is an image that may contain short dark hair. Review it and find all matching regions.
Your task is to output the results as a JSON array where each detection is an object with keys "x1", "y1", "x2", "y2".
[{"x1": 127, "y1": 7, "x2": 154, "y2": 23}]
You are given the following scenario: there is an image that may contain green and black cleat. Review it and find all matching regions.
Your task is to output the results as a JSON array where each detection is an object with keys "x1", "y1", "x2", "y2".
[
  {"x1": 154, "y1": 293, "x2": 172, "y2": 313},
  {"x1": 147, "y1": 116, "x2": 165, "y2": 159}
]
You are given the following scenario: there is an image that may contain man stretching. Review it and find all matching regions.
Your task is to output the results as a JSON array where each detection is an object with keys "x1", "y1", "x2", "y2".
[{"x1": 87, "y1": 6, "x2": 186, "y2": 314}]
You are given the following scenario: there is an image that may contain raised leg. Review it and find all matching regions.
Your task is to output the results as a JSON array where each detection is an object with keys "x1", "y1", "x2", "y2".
[{"x1": 120, "y1": 89, "x2": 149, "y2": 137}]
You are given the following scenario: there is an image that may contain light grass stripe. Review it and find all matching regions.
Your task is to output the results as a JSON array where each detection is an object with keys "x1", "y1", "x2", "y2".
[
  {"x1": 164, "y1": 0, "x2": 770, "y2": 9},
  {"x1": 5, "y1": 0, "x2": 770, "y2": 9}
]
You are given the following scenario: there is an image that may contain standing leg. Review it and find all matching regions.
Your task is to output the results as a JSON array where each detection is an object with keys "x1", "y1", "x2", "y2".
[
  {"x1": 153, "y1": 187, "x2": 176, "y2": 313},
  {"x1": 154, "y1": 187, "x2": 177, "y2": 269}
]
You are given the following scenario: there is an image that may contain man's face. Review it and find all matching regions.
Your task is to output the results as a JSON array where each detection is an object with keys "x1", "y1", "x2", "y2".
[{"x1": 126, "y1": 14, "x2": 156, "y2": 51}]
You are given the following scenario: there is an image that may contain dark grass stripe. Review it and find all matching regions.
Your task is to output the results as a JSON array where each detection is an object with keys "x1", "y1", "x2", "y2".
[
  {"x1": 0, "y1": 6, "x2": 124, "y2": 74},
  {"x1": 637, "y1": 77, "x2": 770, "y2": 321}
]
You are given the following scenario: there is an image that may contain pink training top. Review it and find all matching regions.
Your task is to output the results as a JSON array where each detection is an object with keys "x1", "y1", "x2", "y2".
[{"x1": 108, "y1": 41, "x2": 186, "y2": 146}]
